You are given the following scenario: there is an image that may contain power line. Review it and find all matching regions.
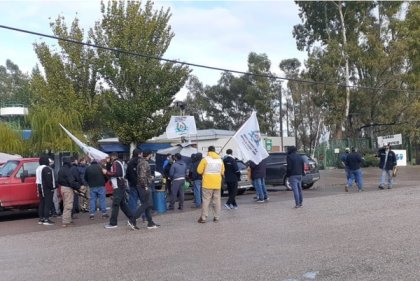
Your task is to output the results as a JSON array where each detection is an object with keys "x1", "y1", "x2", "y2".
[{"x1": 0, "y1": 24, "x2": 418, "y2": 94}]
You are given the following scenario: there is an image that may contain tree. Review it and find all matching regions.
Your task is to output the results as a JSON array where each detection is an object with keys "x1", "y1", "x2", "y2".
[
  {"x1": 0, "y1": 59, "x2": 31, "y2": 106},
  {"x1": 0, "y1": 123, "x2": 27, "y2": 155},
  {"x1": 91, "y1": 0, "x2": 190, "y2": 147}
]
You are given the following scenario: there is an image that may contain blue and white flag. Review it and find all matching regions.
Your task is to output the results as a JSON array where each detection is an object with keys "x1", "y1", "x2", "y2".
[
  {"x1": 233, "y1": 111, "x2": 269, "y2": 164},
  {"x1": 166, "y1": 116, "x2": 197, "y2": 139}
]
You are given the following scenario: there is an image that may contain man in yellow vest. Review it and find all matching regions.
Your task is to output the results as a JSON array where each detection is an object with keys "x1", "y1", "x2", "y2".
[{"x1": 197, "y1": 146, "x2": 225, "y2": 223}]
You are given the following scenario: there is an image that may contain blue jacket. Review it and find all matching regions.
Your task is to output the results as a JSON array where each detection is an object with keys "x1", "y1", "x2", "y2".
[
  {"x1": 286, "y1": 152, "x2": 304, "y2": 177},
  {"x1": 345, "y1": 152, "x2": 363, "y2": 171},
  {"x1": 223, "y1": 155, "x2": 240, "y2": 182},
  {"x1": 190, "y1": 153, "x2": 203, "y2": 181},
  {"x1": 377, "y1": 148, "x2": 397, "y2": 170},
  {"x1": 249, "y1": 159, "x2": 266, "y2": 180}
]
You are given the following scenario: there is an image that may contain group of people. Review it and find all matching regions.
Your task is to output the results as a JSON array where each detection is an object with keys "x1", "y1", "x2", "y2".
[
  {"x1": 35, "y1": 144, "x2": 308, "y2": 229},
  {"x1": 340, "y1": 143, "x2": 397, "y2": 192}
]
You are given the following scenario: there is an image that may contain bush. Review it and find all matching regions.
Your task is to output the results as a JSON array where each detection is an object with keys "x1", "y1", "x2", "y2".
[{"x1": 363, "y1": 154, "x2": 379, "y2": 167}]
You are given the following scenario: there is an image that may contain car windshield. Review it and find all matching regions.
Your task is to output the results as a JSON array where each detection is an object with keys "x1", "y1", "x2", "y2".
[{"x1": 0, "y1": 160, "x2": 19, "y2": 177}]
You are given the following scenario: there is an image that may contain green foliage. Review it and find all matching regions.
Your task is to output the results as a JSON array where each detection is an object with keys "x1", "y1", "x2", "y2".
[
  {"x1": 0, "y1": 59, "x2": 31, "y2": 105},
  {"x1": 363, "y1": 154, "x2": 379, "y2": 168},
  {"x1": 0, "y1": 123, "x2": 27, "y2": 155}
]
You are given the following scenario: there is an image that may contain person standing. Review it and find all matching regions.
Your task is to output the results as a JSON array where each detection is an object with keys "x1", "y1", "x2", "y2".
[
  {"x1": 126, "y1": 148, "x2": 142, "y2": 212},
  {"x1": 77, "y1": 157, "x2": 89, "y2": 212},
  {"x1": 249, "y1": 159, "x2": 268, "y2": 203},
  {"x1": 70, "y1": 157, "x2": 82, "y2": 216},
  {"x1": 377, "y1": 143, "x2": 397, "y2": 189},
  {"x1": 223, "y1": 149, "x2": 240, "y2": 210},
  {"x1": 169, "y1": 153, "x2": 187, "y2": 210},
  {"x1": 345, "y1": 147, "x2": 364, "y2": 192},
  {"x1": 197, "y1": 146, "x2": 225, "y2": 223},
  {"x1": 35, "y1": 155, "x2": 56, "y2": 225},
  {"x1": 340, "y1": 147, "x2": 351, "y2": 192},
  {"x1": 286, "y1": 146, "x2": 305, "y2": 208},
  {"x1": 132, "y1": 150, "x2": 160, "y2": 229},
  {"x1": 190, "y1": 153, "x2": 203, "y2": 208},
  {"x1": 85, "y1": 159, "x2": 108, "y2": 219},
  {"x1": 104, "y1": 153, "x2": 136, "y2": 230},
  {"x1": 58, "y1": 156, "x2": 82, "y2": 227}
]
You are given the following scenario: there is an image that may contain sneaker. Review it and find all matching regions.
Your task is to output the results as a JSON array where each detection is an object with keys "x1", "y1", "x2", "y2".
[
  {"x1": 387, "y1": 186, "x2": 392, "y2": 189},
  {"x1": 104, "y1": 224, "x2": 118, "y2": 229},
  {"x1": 264, "y1": 197, "x2": 269, "y2": 201},
  {"x1": 213, "y1": 218, "x2": 219, "y2": 223},
  {"x1": 147, "y1": 223, "x2": 160, "y2": 229},
  {"x1": 345, "y1": 185, "x2": 349, "y2": 192},
  {"x1": 89, "y1": 215, "x2": 95, "y2": 220},
  {"x1": 257, "y1": 200, "x2": 265, "y2": 203},
  {"x1": 294, "y1": 205, "x2": 301, "y2": 208},
  {"x1": 232, "y1": 205, "x2": 238, "y2": 210},
  {"x1": 43, "y1": 220, "x2": 55, "y2": 226},
  {"x1": 378, "y1": 185, "x2": 384, "y2": 190},
  {"x1": 197, "y1": 217, "x2": 206, "y2": 224},
  {"x1": 127, "y1": 220, "x2": 139, "y2": 230},
  {"x1": 101, "y1": 213, "x2": 109, "y2": 219},
  {"x1": 224, "y1": 203, "x2": 231, "y2": 210},
  {"x1": 62, "y1": 223, "x2": 72, "y2": 227},
  {"x1": 38, "y1": 219, "x2": 44, "y2": 225}
]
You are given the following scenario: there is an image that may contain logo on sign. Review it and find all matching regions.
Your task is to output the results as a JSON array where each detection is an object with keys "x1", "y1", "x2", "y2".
[
  {"x1": 396, "y1": 154, "x2": 404, "y2": 160},
  {"x1": 248, "y1": 130, "x2": 261, "y2": 147}
]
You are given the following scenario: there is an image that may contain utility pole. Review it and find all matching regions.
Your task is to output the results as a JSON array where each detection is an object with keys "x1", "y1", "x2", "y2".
[{"x1": 279, "y1": 84, "x2": 284, "y2": 152}]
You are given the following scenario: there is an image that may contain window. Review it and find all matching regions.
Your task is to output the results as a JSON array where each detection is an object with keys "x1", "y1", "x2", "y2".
[
  {"x1": 0, "y1": 161, "x2": 19, "y2": 177},
  {"x1": 15, "y1": 162, "x2": 39, "y2": 178}
]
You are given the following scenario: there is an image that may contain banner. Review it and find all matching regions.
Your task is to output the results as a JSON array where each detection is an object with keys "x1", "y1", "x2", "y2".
[
  {"x1": 377, "y1": 134, "x2": 402, "y2": 147},
  {"x1": 233, "y1": 111, "x2": 269, "y2": 164},
  {"x1": 165, "y1": 116, "x2": 197, "y2": 139},
  {"x1": 59, "y1": 124, "x2": 109, "y2": 161},
  {"x1": 393, "y1": 149, "x2": 407, "y2": 166}
]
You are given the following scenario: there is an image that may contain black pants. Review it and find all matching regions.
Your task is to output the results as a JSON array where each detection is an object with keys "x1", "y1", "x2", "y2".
[
  {"x1": 226, "y1": 181, "x2": 238, "y2": 207},
  {"x1": 109, "y1": 187, "x2": 134, "y2": 226},
  {"x1": 133, "y1": 187, "x2": 153, "y2": 225},
  {"x1": 38, "y1": 185, "x2": 53, "y2": 220}
]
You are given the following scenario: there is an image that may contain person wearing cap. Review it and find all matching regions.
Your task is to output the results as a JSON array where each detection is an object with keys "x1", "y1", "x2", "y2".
[
  {"x1": 340, "y1": 148, "x2": 351, "y2": 192},
  {"x1": 345, "y1": 147, "x2": 364, "y2": 192},
  {"x1": 197, "y1": 146, "x2": 225, "y2": 223},
  {"x1": 377, "y1": 143, "x2": 397, "y2": 189},
  {"x1": 58, "y1": 156, "x2": 81, "y2": 227}
]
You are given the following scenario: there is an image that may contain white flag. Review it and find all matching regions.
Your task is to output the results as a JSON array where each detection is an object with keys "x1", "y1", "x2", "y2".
[
  {"x1": 233, "y1": 112, "x2": 269, "y2": 165},
  {"x1": 59, "y1": 124, "x2": 109, "y2": 161},
  {"x1": 165, "y1": 116, "x2": 197, "y2": 139}
]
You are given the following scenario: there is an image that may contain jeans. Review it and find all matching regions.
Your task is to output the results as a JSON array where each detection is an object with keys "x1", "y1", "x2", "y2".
[
  {"x1": 253, "y1": 178, "x2": 268, "y2": 200},
  {"x1": 193, "y1": 180, "x2": 202, "y2": 207},
  {"x1": 127, "y1": 185, "x2": 139, "y2": 213},
  {"x1": 169, "y1": 179, "x2": 185, "y2": 209},
  {"x1": 133, "y1": 187, "x2": 153, "y2": 226},
  {"x1": 380, "y1": 169, "x2": 393, "y2": 188},
  {"x1": 226, "y1": 181, "x2": 238, "y2": 207},
  {"x1": 289, "y1": 175, "x2": 303, "y2": 206},
  {"x1": 109, "y1": 187, "x2": 134, "y2": 226},
  {"x1": 347, "y1": 169, "x2": 363, "y2": 191},
  {"x1": 89, "y1": 186, "x2": 107, "y2": 215}
]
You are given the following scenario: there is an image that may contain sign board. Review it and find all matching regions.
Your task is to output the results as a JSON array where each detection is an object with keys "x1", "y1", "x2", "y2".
[
  {"x1": 393, "y1": 149, "x2": 407, "y2": 166},
  {"x1": 377, "y1": 134, "x2": 402, "y2": 147},
  {"x1": 265, "y1": 139, "x2": 272, "y2": 152}
]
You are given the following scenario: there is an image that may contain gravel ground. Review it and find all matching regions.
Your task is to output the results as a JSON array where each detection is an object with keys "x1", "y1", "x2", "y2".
[{"x1": 1, "y1": 166, "x2": 420, "y2": 281}]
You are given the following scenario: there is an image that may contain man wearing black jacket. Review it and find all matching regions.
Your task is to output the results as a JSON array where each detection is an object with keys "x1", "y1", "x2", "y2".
[
  {"x1": 223, "y1": 149, "x2": 240, "y2": 209},
  {"x1": 127, "y1": 148, "x2": 142, "y2": 212},
  {"x1": 85, "y1": 159, "x2": 108, "y2": 219},
  {"x1": 286, "y1": 146, "x2": 304, "y2": 208},
  {"x1": 345, "y1": 147, "x2": 364, "y2": 192},
  {"x1": 35, "y1": 155, "x2": 56, "y2": 225},
  {"x1": 58, "y1": 156, "x2": 81, "y2": 227}
]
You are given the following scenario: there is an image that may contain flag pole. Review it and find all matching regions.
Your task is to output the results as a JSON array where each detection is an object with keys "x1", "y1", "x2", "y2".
[{"x1": 218, "y1": 136, "x2": 233, "y2": 155}]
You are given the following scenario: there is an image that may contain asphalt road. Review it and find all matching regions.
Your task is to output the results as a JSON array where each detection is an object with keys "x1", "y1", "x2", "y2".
[{"x1": 1, "y1": 166, "x2": 420, "y2": 280}]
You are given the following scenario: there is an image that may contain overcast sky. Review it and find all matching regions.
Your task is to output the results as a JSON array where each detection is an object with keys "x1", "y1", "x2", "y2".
[{"x1": 0, "y1": 0, "x2": 306, "y2": 96}]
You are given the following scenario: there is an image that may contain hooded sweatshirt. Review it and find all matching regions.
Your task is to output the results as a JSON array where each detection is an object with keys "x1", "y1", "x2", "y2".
[
  {"x1": 197, "y1": 151, "x2": 225, "y2": 189},
  {"x1": 169, "y1": 159, "x2": 187, "y2": 180},
  {"x1": 191, "y1": 153, "x2": 203, "y2": 181}
]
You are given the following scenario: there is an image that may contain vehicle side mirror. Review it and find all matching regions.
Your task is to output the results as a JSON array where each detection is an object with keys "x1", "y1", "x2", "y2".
[{"x1": 20, "y1": 170, "x2": 29, "y2": 183}]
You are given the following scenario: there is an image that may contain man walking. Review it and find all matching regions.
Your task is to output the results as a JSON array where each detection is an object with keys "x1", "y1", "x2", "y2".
[
  {"x1": 286, "y1": 146, "x2": 304, "y2": 208},
  {"x1": 197, "y1": 146, "x2": 225, "y2": 223},
  {"x1": 341, "y1": 147, "x2": 351, "y2": 192},
  {"x1": 104, "y1": 153, "x2": 136, "y2": 229},
  {"x1": 85, "y1": 159, "x2": 108, "y2": 219},
  {"x1": 169, "y1": 153, "x2": 187, "y2": 210},
  {"x1": 345, "y1": 147, "x2": 364, "y2": 192},
  {"x1": 58, "y1": 156, "x2": 82, "y2": 227},
  {"x1": 126, "y1": 149, "x2": 142, "y2": 212},
  {"x1": 36, "y1": 155, "x2": 56, "y2": 225},
  {"x1": 223, "y1": 149, "x2": 240, "y2": 209},
  {"x1": 132, "y1": 150, "x2": 159, "y2": 229},
  {"x1": 377, "y1": 143, "x2": 397, "y2": 189}
]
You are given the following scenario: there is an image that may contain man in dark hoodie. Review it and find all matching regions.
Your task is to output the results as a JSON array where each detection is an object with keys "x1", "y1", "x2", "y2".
[
  {"x1": 286, "y1": 146, "x2": 305, "y2": 208},
  {"x1": 169, "y1": 153, "x2": 187, "y2": 210},
  {"x1": 223, "y1": 149, "x2": 241, "y2": 209},
  {"x1": 85, "y1": 159, "x2": 108, "y2": 219},
  {"x1": 35, "y1": 155, "x2": 56, "y2": 225},
  {"x1": 58, "y1": 156, "x2": 81, "y2": 227},
  {"x1": 126, "y1": 148, "x2": 142, "y2": 212},
  {"x1": 249, "y1": 159, "x2": 268, "y2": 203},
  {"x1": 190, "y1": 153, "x2": 203, "y2": 208}
]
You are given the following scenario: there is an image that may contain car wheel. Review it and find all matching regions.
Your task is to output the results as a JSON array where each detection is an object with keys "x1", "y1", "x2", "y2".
[
  {"x1": 237, "y1": 189, "x2": 246, "y2": 195},
  {"x1": 302, "y1": 183, "x2": 314, "y2": 190}
]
